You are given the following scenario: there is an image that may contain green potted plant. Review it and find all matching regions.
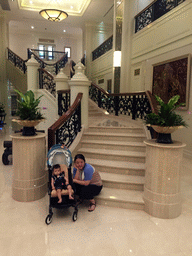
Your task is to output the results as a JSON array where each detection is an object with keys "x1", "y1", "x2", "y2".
[
  {"x1": 12, "y1": 90, "x2": 44, "y2": 136},
  {"x1": 145, "y1": 94, "x2": 187, "y2": 143},
  {"x1": 0, "y1": 102, "x2": 6, "y2": 127}
]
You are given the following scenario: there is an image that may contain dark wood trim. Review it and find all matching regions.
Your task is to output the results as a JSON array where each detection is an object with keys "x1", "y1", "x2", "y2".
[
  {"x1": 48, "y1": 92, "x2": 83, "y2": 150},
  {"x1": 38, "y1": 68, "x2": 54, "y2": 79},
  {"x1": 145, "y1": 90, "x2": 158, "y2": 114},
  {"x1": 57, "y1": 90, "x2": 70, "y2": 94}
]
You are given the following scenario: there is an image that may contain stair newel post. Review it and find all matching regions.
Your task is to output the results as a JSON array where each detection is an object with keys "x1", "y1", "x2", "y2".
[
  {"x1": 68, "y1": 62, "x2": 91, "y2": 129},
  {"x1": 55, "y1": 68, "x2": 69, "y2": 115},
  {"x1": 114, "y1": 95, "x2": 119, "y2": 116},
  {"x1": 25, "y1": 55, "x2": 39, "y2": 91}
]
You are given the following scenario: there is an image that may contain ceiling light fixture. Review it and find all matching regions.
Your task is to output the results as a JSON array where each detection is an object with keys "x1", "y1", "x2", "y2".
[{"x1": 39, "y1": 9, "x2": 68, "y2": 22}]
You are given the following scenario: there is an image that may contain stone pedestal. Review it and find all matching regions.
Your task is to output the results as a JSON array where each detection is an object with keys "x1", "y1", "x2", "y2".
[
  {"x1": 68, "y1": 62, "x2": 91, "y2": 129},
  {"x1": 10, "y1": 133, "x2": 47, "y2": 202},
  {"x1": 144, "y1": 139, "x2": 186, "y2": 219}
]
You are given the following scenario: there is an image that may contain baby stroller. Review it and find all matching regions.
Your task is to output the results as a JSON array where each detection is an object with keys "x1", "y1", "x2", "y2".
[{"x1": 45, "y1": 144, "x2": 78, "y2": 225}]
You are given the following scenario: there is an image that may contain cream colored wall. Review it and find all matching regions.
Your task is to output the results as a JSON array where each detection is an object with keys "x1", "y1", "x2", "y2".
[
  {"x1": 9, "y1": 31, "x2": 83, "y2": 63},
  {"x1": 126, "y1": 0, "x2": 192, "y2": 155},
  {"x1": 90, "y1": 49, "x2": 113, "y2": 89},
  {"x1": 83, "y1": 23, "x2": 113, "y2": 80},
  {"x1": 0, "y1": 15, "x2": 9, "y2": 119},
  {"x1": 6, "y1": 60, "x2": 27, "y2": 93}
]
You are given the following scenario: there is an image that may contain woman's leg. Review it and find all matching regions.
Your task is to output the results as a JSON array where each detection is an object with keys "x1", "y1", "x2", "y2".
[{"x1": 88, "y1": 198, "x2": 96, "y2": 212}]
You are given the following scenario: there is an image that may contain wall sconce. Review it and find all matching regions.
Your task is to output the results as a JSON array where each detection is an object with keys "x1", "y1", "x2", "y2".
[{"x1": 113, "y1": 51, "x2": 121, "y2": 67}]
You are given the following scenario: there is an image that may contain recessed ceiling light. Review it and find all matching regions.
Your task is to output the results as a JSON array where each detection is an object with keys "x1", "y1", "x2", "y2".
[
  {"x1": 29, "y1": 1, "x2": 33, "y2": 4},
  {"x1": 63, "y1": 30, "x2": 66, "y2": 32},
  {"x1": 31, "y1": 26, "x2": 34, "y2": 29},
  {"x1": 70, "y1": 6, "x2": 73, "y2": 9}
]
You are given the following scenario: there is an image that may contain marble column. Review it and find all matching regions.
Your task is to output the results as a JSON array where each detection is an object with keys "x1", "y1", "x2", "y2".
[{"x1": 144, "y1": 139, "x2": 186, "y2": 219}]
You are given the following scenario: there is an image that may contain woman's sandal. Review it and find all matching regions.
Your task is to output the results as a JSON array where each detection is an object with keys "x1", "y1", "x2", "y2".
[{"x1": 88, "y1": 202, "x2": 96, "y2": 212}]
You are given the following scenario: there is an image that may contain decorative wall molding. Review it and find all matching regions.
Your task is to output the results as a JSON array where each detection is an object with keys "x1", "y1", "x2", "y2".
[
  {"x1": 132, "y1": 1, "x2": 192, "y2": 61},
  {"x1": 90, "y1": 49, "x2": 113, "y2": 79}
]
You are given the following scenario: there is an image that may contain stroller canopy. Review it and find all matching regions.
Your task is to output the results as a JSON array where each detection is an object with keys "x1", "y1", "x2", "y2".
[{"x1": 47, "y1": 144, "x2": 72, "y2": 168}]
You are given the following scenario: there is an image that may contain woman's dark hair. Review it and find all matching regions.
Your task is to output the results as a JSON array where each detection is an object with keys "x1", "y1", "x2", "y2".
[{"x1": 74, "y1": 154, "x2": 85, "y2": 162}]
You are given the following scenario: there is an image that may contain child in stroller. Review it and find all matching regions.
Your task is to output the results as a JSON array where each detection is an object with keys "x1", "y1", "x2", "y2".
[
  {"x1": 51, "y1": 164, "x2": 74, "y2": 203},
  {"x1": 45, "y1": 144, "x2": 78, "y2": 224}
]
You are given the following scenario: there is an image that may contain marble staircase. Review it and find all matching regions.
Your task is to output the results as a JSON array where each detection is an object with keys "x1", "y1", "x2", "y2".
[{"x1": 75, "y1": 100, "x2": 147, "y2": 210}]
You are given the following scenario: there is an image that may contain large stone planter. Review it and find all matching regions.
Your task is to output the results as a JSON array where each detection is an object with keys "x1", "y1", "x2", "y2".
[
  {"x1": 144, "y1": 139, "x2": 186, "y2": 219},
  {"x1": 10, "y1": 132, "x2": 47, "y2": 202}
]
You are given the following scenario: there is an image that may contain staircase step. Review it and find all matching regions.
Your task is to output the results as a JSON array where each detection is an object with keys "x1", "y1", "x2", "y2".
[
  {"x1": 78, "y1": 148, "x2": 146, "y2": 163},
  {"x1": 81, "y1": 140, "x2": 146, "y2": 152},
  {"x1": 88, "y1": 126, "x2": 144, "y2": 134},
  {"x1": 83, "y1": 132, "x2": 146, "y2": 142},
  {"x1": 100, "y1": 172, "x2": 144, "y2": 191},
  {"x1": 96, "y1": 187, "x2": 144, "y2": 210},
  {"x1": 86, "y1": 158, "x2": 145, "y2": 176}
]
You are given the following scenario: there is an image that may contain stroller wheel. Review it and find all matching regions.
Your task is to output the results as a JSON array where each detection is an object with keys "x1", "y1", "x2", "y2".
[
  {"x1": 45, "y1": 214, "x2": 53, "y2": 225},
  {"x1": 72, "y1": 211, "x2": 77, "y2": 222}
]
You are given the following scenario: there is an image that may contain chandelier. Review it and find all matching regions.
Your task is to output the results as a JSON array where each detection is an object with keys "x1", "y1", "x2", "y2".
[{"x1": 39, "y1": 9, "x2": 68, "y2": 22}]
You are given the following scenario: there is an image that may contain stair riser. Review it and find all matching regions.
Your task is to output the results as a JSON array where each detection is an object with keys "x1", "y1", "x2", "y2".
[
  {"x1": 102, "y1": 181, "x2": 144, "y2": 191},
  {"x1": 96, "y1": 198, "x2": 145, "y2": 210},
  {"x1": 81, "y1": 152, "x2": 145, "y2": 163},
  {"x1": 88, "y1": 164, "x2": 145, "y2": 176},
  {"x1": 83, "y1": 134, "x2": 146, "y2": 142},
  {"x1": 88, "y1": 127, "x2": 144, "y2": 134},
  {"x1": 81, "y1": 142, "x2": 146, "y2": 152}
]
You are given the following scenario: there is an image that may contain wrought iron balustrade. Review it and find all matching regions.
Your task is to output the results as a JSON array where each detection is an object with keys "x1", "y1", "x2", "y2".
[
  {"x1": 58, "y1": 90, "x2": 70, "y2": 116},
  {"x1": 92, "y1": 35, "x2": 113, "y2": 61},
  {"x1": 48, "y1": 93, "x2": 82, "y2": 150},
  {"x1": 7, "y1": 48, "x2": 27, "y2": 74},
  {"x1": 28, "y1": 48, "x2": 68, "y2": 75},
  {"x1": 39, "y1": 68, "x2": 56, "y2": 97},
  {"x1": 135, "y1": 0, "x2": 186, "y2": 33},
  {"x1": 89, "y1": 83, "x2": 157, "y2": 120}
]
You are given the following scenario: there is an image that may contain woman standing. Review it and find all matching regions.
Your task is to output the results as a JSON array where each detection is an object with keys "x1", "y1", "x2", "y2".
[{"x1": 73, "y1": 154, "x2": 103, "y2": 212}]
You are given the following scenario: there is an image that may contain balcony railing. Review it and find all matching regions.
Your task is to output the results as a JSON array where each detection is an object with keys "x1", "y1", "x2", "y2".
[
  {"x1": 135, "y1": 0, "x2": 186, "y2": 33},
  {"x1": 92, "y1": 35, "x2": 113, "y2": 61}
]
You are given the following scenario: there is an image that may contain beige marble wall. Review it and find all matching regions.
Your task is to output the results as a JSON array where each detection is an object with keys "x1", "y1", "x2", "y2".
[
  {"x1": 144, "y1": 139, "x2": 186, "y2": 219},
  {"x1": 11, "y1": 133, "x2": 47, "y2": 202}
]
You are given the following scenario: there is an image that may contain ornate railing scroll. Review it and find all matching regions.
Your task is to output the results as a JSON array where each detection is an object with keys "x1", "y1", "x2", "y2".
[
  {"x1": 38, "y1": 68, "x2": 56, "y2": 97},
  {"x1": 28, "y1": 48, "x2": 68, "y2": 75},
  {"x1": 89, "y1": 83, "x2": 157, "y2": 120},
  {"x1": 57, "y1": 90, "x2": 70, "y2": 116},
  {"x1": 7, "y1": 48, "x2": 27, "y2": 74},
  {"x1": 48, "y1": 93, "x2": 82, "y2": 150},
  {"x1": 92, "y1": 35, "x2": 113, "y2": 61},
  {"x1": 135, "y1": 0, "x2": 186, "y2": 33}
]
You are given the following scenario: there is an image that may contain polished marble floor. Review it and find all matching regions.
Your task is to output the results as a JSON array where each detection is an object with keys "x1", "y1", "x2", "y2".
[{"x1": 0, "y1": 124, "x2": 192, "y2": 256}]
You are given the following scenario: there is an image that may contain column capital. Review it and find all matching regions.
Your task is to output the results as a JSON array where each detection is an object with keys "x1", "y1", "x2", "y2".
[{"x1": 55, "y1": 68, "x2": 68, "y2": 82}]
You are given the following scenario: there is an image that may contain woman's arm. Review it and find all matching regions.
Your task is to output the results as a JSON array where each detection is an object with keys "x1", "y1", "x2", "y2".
[
  {"x1": 60, "y1": 164, "x2": 69, "y2": 184},
  {"x1": 73, "y1": 179, "x2": 90, "y2": 186}
]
